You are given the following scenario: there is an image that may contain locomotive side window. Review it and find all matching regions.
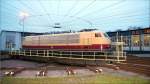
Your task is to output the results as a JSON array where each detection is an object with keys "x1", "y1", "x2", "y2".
[{"x1": 95, "y1": 33, "x2": 101, "y2": 37}]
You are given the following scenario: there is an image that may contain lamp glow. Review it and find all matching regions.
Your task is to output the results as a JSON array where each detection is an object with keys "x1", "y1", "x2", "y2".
[{"x1": 19, "y1": 11, "x2": 29, "y2": 19}]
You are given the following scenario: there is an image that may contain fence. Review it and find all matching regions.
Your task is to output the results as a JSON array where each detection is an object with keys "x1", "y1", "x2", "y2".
[{"x1": 10, "y1": 50, "x2": 126, "y2": 62}]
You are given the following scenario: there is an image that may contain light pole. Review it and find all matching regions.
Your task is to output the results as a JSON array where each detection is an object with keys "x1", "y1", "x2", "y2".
[{"x1": 19, "y1": 11, "x2": 29, "y2": 48}]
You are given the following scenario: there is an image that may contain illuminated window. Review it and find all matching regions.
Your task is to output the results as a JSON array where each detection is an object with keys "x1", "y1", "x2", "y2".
[
  {"x1": 132, "y1": 35, "x2": 140, "y2": 46},
  {"x1": 144, "y1": 29, "x2": 150, "y2": 34},
  {"x1": 144, "y1": 34, "x2": 150, "y2": 46}
]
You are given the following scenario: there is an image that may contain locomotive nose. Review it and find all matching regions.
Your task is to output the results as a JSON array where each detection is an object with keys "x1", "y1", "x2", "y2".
[
  {"x1": 105, "y1": 37, "x2": 111, "y2": 44},
  {"x1": 107, "y1": 38, "x2": 111, "y2": 44}
]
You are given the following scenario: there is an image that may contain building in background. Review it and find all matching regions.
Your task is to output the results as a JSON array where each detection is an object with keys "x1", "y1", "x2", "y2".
[
  {"x1": 107, "y1": 27, "x2": 150, "y2": 54},
  {"x1": 0, "y1": 31, "x2": 21, "y2": 51},
  {"x1": 0, "y1": 30, "x2": 42, "y2": 51}
]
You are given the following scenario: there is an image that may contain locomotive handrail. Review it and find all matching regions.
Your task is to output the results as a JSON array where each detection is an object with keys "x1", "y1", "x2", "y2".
[{"x1": 10, "y1": 49, "x2": 126, "y2": 62}]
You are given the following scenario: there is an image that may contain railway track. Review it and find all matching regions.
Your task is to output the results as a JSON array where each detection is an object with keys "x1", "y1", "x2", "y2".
[
  {"x1": 36, "y1": 68, "x2": 48, "y2": 76},
  {"x1": 98, "y1": 55, "x2": 150, "y2": 77},
  {"x1": 126, "y1": 56, "x2": 150, "y2": 65},
  {"x1": 101, "y1": 62, "x2": 150, "y2": 77},
  {"x1": 116, "y1": 63, "x2": 150, "y2": 76},
  {"x1": 4, "y1": 67, "x2": 25, "y2": 76},
  {"x1": 2, "y1": 56, "x2": 150, "y2": 77},
  {"x1": 86, "y1": 65, "x2": 103, "y2": 73},
  {"x1": 100, "y1": 64, "x2": 120, "y2": 71},
  {"x1": 36, "y1": 63, "x2": 49, "y2": 76},
  {"x1": 65, "y1": 67, "x2": 76, "y2": 75}
]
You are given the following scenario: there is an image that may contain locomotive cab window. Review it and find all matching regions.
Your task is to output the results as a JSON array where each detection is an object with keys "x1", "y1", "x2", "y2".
[
  {"x1": 104, "y1": 33, "x2": 109, "y2": 37},
  {"x1": 95, "y1": 33, "x2": 101, "y2": 37}
]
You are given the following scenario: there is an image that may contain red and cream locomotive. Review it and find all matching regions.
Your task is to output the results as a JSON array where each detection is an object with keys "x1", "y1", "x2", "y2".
[{"x1": 23, "y1": 31, "x2": 111, "y2": 51}]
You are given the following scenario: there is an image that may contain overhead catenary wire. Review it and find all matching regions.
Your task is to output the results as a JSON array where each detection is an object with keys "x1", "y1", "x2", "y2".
[
  {"x1": 16, "y1": 0, "x2": 42, "y2": 26},
  {"x1": 93, "y1": 20, "x2": 149, "y2": 31},
  {"x1": 93, "y1": 16, "x2": 149, "y2": 27},
  {"x1": 17, "y1": 16, "x2": 93, "y2": 29},
  {"x1": 1, "y1": 9, "x2": 18, "y2": 19},
  {"x1": 61, "y1": 0, "x2": 125, "y2": 24},
  {"x1": 80, "y1": 0, "x2": 126, "y2": 18},
  {"x1": 61, "y1": 0, "x2": 79, "y2": 22},
  {"x1": 70, "y1": 0, "x2": 96, "y2": 18},
  {"x1": 1, "y1": 1, "x2": 26, "y2": 17},
  {"x1": 38, "y1": 0, "x2": 54, "y2": 25},
  {"x1": 17, "y1": 0, "x2": 37, "y2": 16},
  {"x1": 61, "y1": 11, "x2": 147, "y2": 25},
  {"x1": 62, "y1": 15, "x2": 93, "y2": 28},
  {"x1": 61, "y1": 0, "x2": 96, "y2": 23},
  {"x1": 56, "y1": 0, "x2": 61, "y2": 22},
  {"x1": 57, "y1": 0, "x2": 61, "y2": 16},
  {"x1": 3, "y1": 15, "x2": 149, "y2": 28},
  {"x1": 64, "y1": 16, "x2": 149, "y2": 30},
  {"x1": 2, "y1": 18, "x2": 148, "y2": 32},
  {"x1": 61, "y1": 7, "x2": 148, "y2": 25},
  {"x1": 90, "y1": 8, "x2": 150, "y2": 21},
  {"x1": 1, "y1": 0, "x2": 149, "y2": 32},
  {"x1": 93, "y1": 12, "x2": 149, "y2": 23}
]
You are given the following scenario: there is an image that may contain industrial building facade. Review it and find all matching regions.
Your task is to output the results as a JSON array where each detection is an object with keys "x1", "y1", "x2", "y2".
[
  {"x1": 0, "y1": 31, "x2": 22, "y2": 51},
  {"x1": 0, "y1": 30, "x2": 42, "y2": 51},
  {"x1": 107, "y1": 27, "x2": 150, "y2": 53}
]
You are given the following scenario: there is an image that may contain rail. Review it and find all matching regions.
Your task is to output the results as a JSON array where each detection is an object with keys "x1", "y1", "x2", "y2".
[{"x1": 10, "y1": 49, "x2": 126, "y2": 62}]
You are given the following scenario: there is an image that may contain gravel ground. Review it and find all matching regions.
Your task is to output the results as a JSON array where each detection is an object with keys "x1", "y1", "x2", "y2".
[
  {"x1": 0, "y1": 59, "x2": 150, "y2": 79},
  {"x1": 47, "y1": 70, "x2": 66, "y2": 77},
  {"x1": 15, "y1": 70, "x2": 39, "y2": 77},
  {"x1": 75, "y1": 69, "x2": 95, "y2": 76},
  {"x1": 1, "y1": 60, "x2": 41, "y2": 68},
  {"x1": 0, "y1": 70, "x2": 13, "y2": 78},
  {"x1": 97, "y1": 67, "x2": 150, "y2": 79}
]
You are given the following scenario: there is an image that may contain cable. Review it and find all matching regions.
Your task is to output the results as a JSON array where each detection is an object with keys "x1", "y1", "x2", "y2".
[
  {"x1": 38, "y1": 0, "x2": 54, "y2": 24},
  {"x1": 93, "y1": 17, "x2": 149, "y2": 27},
  {"x1": 17, "y1": 0, "x2": 42, "y2": 25},
  {"x1": 70, "y1": 16, "x2": 93, "y2": 28},
  {"x1": 17, "y1": 0, "x2": 36, "y2": 16},
  {"x1": 61, "y1": 0, "x2": 96, "y2": 24},
  {"x1": 57, "y1": 0, "x2": 61, "y2": 16},
  {"x1": 61, "y1": 0, "x2": 79, "y2": 22},
  {"x1": 24, "y1": 16, "x2": 93, "y2": 29},
  {"x1": 1, "y1": 0, "x2": 149, "y2": 32},
  {"x1": 62, "y1": 15, "x2": 93, "y2": 28},
  {"x1": 61, "y1": 0, "x2": 125, "y2": 24},
  {"x1": 62, "y1": 8, "x2": 149, "y2": 25},
  {"x1": 70, "y1": 0, "x2": 96, "y2": 17},
  {"x1": 80, "y1": 0, "x2": 126, "y2": 18},
  {"x1": 90, "y1": 7, "x2": 149, "y2": 21},
  {"x1": 1, "y1": 1, "x2": 22, "y2": 17},
  {"x1": 1, "y1": 9, "x2": 18, "y2": 19},
  {"x1": 93, "y1": 13, "x2": 149, "y2": 23}
]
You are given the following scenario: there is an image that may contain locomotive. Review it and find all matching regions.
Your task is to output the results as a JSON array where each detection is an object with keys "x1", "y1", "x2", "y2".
[
  {"x1": 11, "y1": 31, "x2": 126, "y2": 65},
  {"x1": 23, "y1": 31, "x2": 111, "y2": 51}
]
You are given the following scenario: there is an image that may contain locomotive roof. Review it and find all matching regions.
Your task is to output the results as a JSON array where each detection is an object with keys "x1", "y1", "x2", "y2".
[{"x1": 25, "y1": 31, "x2": 103, "y2": 37}]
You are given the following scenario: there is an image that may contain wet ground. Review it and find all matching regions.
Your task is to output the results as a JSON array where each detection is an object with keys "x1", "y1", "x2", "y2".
[
  {"x1": 0, "y1": 59, "x2": 149, "y2": 79},
  {"x1": 1, "y1": 60, "x2": 41, "y2": 68}
]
